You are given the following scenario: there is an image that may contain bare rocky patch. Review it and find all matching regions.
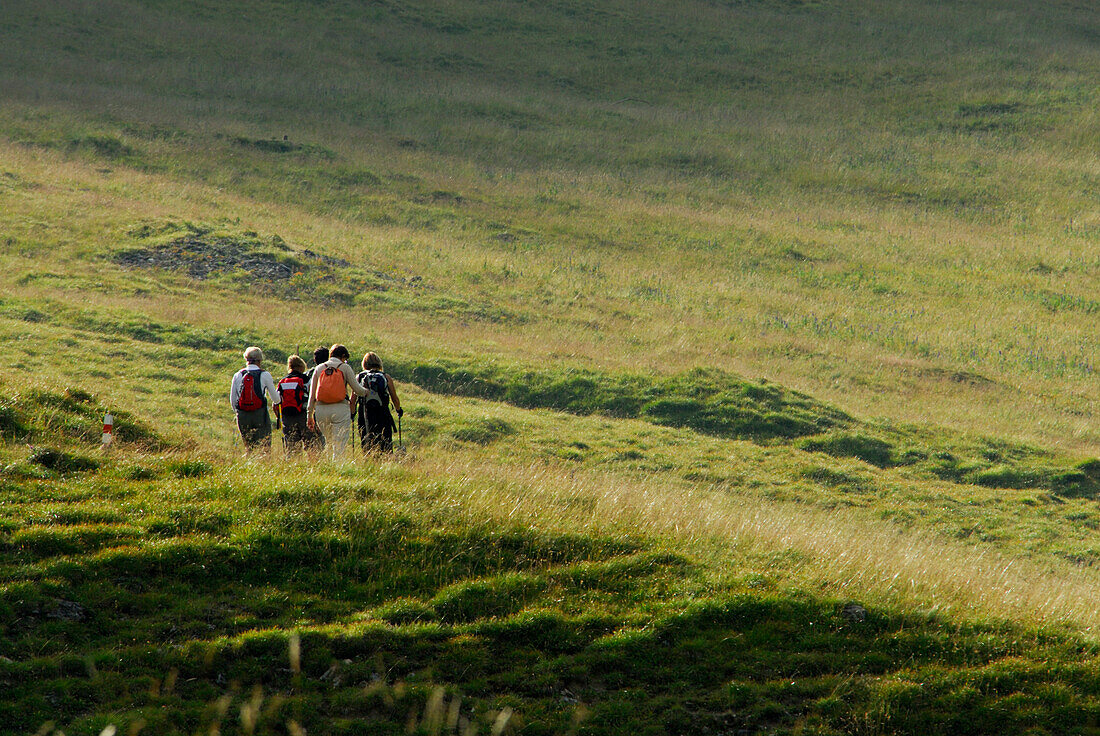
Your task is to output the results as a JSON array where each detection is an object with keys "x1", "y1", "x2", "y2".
[
  {"x1": 115, "y1": 222, "x2": 429, "y2": 293},
  {"x1": 116, "y1": 234, "x2": 309, "y2": 281},
  {"x1": 115, "y1": 221, "x2": 526, "y2": 320}
]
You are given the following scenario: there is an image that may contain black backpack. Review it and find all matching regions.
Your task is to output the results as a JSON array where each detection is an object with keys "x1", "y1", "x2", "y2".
[{"x1": 358, "y1": 370, "x2": 389, "y2": 407}]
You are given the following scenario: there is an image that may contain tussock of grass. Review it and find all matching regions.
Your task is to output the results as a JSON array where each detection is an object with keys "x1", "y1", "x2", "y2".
[
  {"x1": 27, "y1": 447, "x2": 100, "y2": 474},
  {"x1": 0, "y1": 385, "x2": 161, "y2": 451},
  {"x1": 799, "y1": 432, "x2": 897, "y2": 468},
  {"x1": 448, "y1": 416, "x2": 517, "y2": 445}
]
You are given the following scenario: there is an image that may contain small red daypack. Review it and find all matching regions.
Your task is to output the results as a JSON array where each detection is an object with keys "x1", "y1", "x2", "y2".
[
  {"x1": 237, "y1": 369, "x2": 266, "y2": 412},
  {"x1": 278, "y1": 374, "x2": 307, "y2": 411}
]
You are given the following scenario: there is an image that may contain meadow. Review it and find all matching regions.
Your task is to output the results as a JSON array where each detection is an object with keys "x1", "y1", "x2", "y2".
[{"x1": 3, "y1": 0, "x2": 1100, "y2": 733}]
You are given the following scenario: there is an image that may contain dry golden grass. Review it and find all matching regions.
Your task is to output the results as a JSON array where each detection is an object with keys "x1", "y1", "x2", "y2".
[{"x1": 395, "y1": 455, "x2": 1100, "y2": 634}]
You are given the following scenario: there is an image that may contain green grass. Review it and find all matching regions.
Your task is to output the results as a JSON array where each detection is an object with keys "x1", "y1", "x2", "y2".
[
  {"x1": 400, "y1": 360, "x2": 852, "y2": 441},
  {"x1": 9, "y1": 433, "x2": 1100, "y2": 736},
  {"x1": 7, "y1": 375, "x2": 1100, "y2": 733}
]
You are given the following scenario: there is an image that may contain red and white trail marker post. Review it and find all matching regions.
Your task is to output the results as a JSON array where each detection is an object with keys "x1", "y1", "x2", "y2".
[{"x1": 101, "y1": 412, "x2": 114, "y2": 449}]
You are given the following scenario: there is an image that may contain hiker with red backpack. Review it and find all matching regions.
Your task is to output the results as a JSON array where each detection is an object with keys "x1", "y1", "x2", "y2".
[
  {"x1": 306, "y1": 343, "x2": 369, "y2": 460},
  {"x1": 277, "y1": 355, "x2": 311, "y2": 454},
  {"x1": 353, "y1": 351, "x2": 403, "y2": 453},
  {"x1": 229, "y1": 346, "x2": 281, "y2": 451}
]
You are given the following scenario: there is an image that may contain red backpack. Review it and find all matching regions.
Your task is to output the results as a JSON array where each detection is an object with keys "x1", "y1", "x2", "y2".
[
  {"x1": 236, "y1": 369, "x2": 266, "y2": 411},
  {"x1": 278, "y1": 374, "x2": 307, "y2": 411}
]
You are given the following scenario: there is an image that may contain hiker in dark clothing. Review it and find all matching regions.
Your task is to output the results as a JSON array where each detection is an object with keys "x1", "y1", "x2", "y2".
[
  {"x1": 277, "y1": 355, "x2": 310, "y2": 454},
  {"x1": 303, "y1": 346, "x2": 329, "y2": 452},
  {"x1": 305, "y1": 346, "x2": 329, "y2": 383},
  {"x1": 352, "y1": 351, "x2": 403, "y2": 453}
]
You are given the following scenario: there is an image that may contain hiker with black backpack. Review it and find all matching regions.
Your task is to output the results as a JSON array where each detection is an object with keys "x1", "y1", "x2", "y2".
[
  {"x1": 277, "y1": 355, "x2": 311, "y2": 454},
  {"x1": 352, "y1": 351, "x2": 403, "y2": 453},
  {"x1": 229, "y1": 346, "x2": 281, "y2": 451},
  {"x1": 306, "y1": 343, "x2": 369, "y2": 460}
]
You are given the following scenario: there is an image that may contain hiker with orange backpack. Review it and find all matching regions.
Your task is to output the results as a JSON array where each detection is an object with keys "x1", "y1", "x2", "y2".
[
  {"x1": 229, "y1": 346, "x2": 281, "y2": 451},
  {"x1": 306, "y1": 343, "x2": 369, "y2": 460},
  {"x1": 277, "y1": 355, "x2": 311, "y2": 454}
]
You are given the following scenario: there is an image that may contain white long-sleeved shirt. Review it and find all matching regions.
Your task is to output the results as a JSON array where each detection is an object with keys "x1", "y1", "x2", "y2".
[
  {"x1": 307, "y1": 357, "x2": 368, "y2": 414},
  {"x1": 229, "y1": 364, "x2": 280, "y2": 413}
]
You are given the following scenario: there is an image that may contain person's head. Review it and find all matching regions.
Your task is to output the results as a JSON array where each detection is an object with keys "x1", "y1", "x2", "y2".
[
  {"x1": 243, "y1": 346, "x2": 264, "y2": 364},
  {"x1": 362, "y1": 352, "x2": 383, "y2": 371},
  {"x1": 329, "y1": 344, "x2": 350, "y2": 362},
  {"x1": 288, "y1": 355, "x2": 307, "y2": 373},
  {"x1": 312, "y1": 346, "x2": 329, "y2": 366}
]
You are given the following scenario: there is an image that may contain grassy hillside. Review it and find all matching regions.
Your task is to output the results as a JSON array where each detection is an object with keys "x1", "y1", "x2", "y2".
[
  {"x1": 4, "y1": 0, "x2": 1100, "y2": 733},
  {"x1": 9, "y1": 388, "x2": 1100, "y2": 736},
  {"x1": 3, "y1": 0, "x2": 1100, "y2": 448}
]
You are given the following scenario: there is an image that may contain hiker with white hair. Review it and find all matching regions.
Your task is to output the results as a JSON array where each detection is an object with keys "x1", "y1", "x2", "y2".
[{"x1": 229, "y1": 346, "x2": 281, "y2": 451}]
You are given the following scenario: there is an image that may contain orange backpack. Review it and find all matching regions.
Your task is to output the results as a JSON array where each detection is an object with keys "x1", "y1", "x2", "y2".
[{"x1": 315, "y1": 366, "x2": 347, "y2": 404}]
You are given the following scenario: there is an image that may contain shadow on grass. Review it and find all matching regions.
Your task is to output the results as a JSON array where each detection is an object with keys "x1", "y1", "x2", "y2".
[
  {"x1": 399, "y1": 360, "x2": 853, "y2": 443},
  {"x1": 4, "y1": 476, "x2": 1100, "y2": 735},
  {"x1": 6, "y1": 583, "x2": 1099, "y2": 735}
]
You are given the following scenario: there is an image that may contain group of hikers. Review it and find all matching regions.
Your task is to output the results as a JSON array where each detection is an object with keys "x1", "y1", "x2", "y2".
[{"x1": 229, "y1": 344, "x2": 403, "y2": 459}]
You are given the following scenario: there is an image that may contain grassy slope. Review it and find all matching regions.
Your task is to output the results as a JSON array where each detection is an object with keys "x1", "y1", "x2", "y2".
[
  {"x1": 4, "y1": 0, "x2": 1100, "y2": 733},
  {"x1": 2, "y1": 0, "x2": 1100, "y2": 447},
  {"x1": 7, "y1": 394, "x2": 1100, "y2": 736}
]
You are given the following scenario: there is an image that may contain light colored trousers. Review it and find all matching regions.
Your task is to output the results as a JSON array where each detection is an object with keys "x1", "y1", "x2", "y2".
[{"x1": 313, "y1": 401, "x2": 352, "y2": 460}]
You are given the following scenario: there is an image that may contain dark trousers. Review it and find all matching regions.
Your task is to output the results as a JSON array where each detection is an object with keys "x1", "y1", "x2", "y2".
[
  {"x1": 236, "y1": 408, "x2": 271, "y2": 450},
  {"x1": 281, "y1": 408, "x2": 308, "y2": 453},
  {"x1": 359, "y1": 405, "x2": 393, "y2": 453}
]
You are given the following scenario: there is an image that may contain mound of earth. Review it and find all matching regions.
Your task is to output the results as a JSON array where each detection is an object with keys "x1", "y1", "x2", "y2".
[
  {"x1": 115, "y1": 232, "x2": 427, "y2": 296},
  {"x1": 115, "y1": 234, "x2": 342, "y2": 282}
]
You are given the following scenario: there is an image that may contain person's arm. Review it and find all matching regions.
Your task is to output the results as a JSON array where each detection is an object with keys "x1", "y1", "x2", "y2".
[
  {"x1": 342, "y1": 363, "x2": 369, "y2": 397},
  {"x1": 264, "y1": 371, "x2": 281, "y2": 407},
  {"x1": 229, "y1": 371, "x2": 242, "y2": 412},
  {"x1": 306, "y1": 369, "x2": 319, "y2": 427},
  {"x1": 387, "y1": 374, "x2": 402, "y2": 415}
]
